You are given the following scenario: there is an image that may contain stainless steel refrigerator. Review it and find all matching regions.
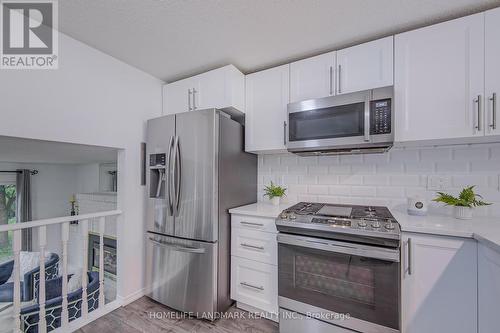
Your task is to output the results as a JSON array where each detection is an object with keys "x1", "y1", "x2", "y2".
[{"x1": 145, "y1": 108, "x2": 257, "y2": 316}]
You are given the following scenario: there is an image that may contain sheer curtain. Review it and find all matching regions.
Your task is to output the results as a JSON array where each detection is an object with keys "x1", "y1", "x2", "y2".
[{"x1": 16, "y1": 169, "x2": 32, "y2": 251}]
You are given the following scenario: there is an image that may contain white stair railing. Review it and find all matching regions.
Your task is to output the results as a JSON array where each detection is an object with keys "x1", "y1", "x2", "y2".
[{"x1": 0, "y1": 210, "x2": 121, "y2": 333}]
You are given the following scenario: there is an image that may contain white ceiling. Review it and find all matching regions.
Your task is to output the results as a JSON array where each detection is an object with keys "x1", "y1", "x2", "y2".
[
  {"x1": 0, "y1": 136, "x2": 118, "y2": 164},
  {"x1": 59, "y1": 0, "x2": 500, "y2": 82}
]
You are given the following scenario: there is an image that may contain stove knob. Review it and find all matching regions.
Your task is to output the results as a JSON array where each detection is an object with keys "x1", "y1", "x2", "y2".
[
  {"x1": 371, "y1": 221, "x2": 381, "y2": 228},
  {"x1": 358, "y1": 220, "x2": 367, "y2": 227},
  {"x1": 288, "y1": 213, "x2": 297, "y2": 220},
  {"x1": 385, "y1": 223, "x2": 395, "y2": 230},
  {"x1": 279, "y1": 212, "x2": 288, "y2": 220}
]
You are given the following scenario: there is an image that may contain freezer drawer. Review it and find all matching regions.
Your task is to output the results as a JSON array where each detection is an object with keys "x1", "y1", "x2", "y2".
[{"x1": 145, "y1": 232, "x2": 218, "y2": 314}]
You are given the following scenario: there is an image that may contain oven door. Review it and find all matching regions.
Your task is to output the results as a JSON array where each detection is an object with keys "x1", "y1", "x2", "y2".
[
  {"x1": 287, "y1": 91, "x2": 371, "y2": 151},
  {"x1": 278, "y1": 233, "x2": 400, "y2": 333}
]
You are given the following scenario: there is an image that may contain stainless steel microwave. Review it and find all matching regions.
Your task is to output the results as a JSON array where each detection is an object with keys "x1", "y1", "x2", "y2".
[{"x1": 286, "y1": 88, "x2": 394, "y2": 155}]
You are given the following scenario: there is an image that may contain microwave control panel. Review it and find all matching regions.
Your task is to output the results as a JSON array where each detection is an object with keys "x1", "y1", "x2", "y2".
[{"x1": 370, "y1": 98, "x2": 391, "y2": 135}]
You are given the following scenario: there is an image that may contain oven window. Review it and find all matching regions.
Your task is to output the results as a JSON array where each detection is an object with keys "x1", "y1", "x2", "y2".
[
  {"x1": 288, "y1": 102, "x2": 365, "y2": 142},
  {"x1": 279, "y1": 243, "x2": 399, "y2": 330}
]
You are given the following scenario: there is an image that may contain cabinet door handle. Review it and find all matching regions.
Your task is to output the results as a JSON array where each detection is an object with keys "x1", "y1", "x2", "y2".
[
  {"x1": 241, "y1": 243, "x2": 265, "y2": 250},
  {"x1": 283, "y1": 121, "x2": 287, "y2": 146},
  {"x1": 490, "y1": 93, "x2": 497, "y2": 130},
  {"x1": 240, "y1": 282, "x2": 264, "y2": 291},
  {"x1": 240, "y1": 221, "x2": 264, "y2": 227},
  {"x1": 192, "y1": 88, "x2": 197, "y2": 110},
  {"x1": 406, "y1": 238, "x2": 412, "y2": 275},
  {"x1": 188, "y1": 89, "x2": 192, "y2": 111},
  {"x1": 329, "y1": 66, "x2": 333, "y2": 95},
  {"x1": 337, "y1": 65, "x2": 342, "y2": 94},
  {"x1": 474, "y1": 95, "x2": 482, "y2": 132}
]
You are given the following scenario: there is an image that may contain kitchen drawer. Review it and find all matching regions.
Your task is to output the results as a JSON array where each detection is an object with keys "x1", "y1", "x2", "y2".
[
  {"x1": 230, "y1": 256, "x2": 278, "y2": 314},
  {"x1": 232, "y1": 214, "x2": 277, "y2": 233},
  {"x1": 232, "y1": 228, "x2": 277, "y2": 265}
]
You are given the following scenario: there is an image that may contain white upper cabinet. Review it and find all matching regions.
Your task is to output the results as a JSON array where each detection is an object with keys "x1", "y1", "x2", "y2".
[
  {"x1": 163, "y1": 65, "x2": 245, "y2": 115},
  {"x1": 245, "y1": 64, "x2": 290, "y2": 153},
  {"x1": 336, "y1": 36, "x2": 394, "y2": 95},
  {"x1": 290, "y1": 52, "x2": 336, "y2": 103},
  {"x1": 402, "y1": 233, "x2": 477, "y2": 333},
  {"x1": 163, "y1": 77, "x2": 195, "y2": 115},
  {"x1": 395, "y1": 14, "x2": 485, "y2": 142},
  {"x1": 485, "y1": 7, "x2": 500, "y2": 136}
]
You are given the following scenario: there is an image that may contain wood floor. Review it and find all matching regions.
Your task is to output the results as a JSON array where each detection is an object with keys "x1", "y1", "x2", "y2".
[{"x1": 76, "y1": 297, "x2": 279, "y2": 333}]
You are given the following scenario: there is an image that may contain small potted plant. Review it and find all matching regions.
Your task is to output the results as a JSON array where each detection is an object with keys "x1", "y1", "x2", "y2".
[
  {"x1": 433, "y1": 186, "x2": 491, "y2": 220},
  {"x1": 263, "y1": 182, "x2": 286, "y2": 206}
]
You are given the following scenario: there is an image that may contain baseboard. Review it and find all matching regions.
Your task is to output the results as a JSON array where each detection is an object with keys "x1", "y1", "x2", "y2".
[
  {"x1": 51, "y1": 299, "x2": 122, "y2": 333},
  {"x1": 117, "y1": 287, "x2": 145, "y2": 306},
  {"x1": 236, "y1": 301, "x2": 279, "y2": 323}
]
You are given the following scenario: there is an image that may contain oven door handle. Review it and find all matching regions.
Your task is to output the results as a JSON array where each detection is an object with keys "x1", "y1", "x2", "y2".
[{"x1": 277, "y1": 234, "x2": 400, "y2": 262}]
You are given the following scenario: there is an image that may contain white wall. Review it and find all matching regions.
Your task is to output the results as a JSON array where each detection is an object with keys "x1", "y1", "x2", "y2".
[
  {"x1": 0, "y1": 32, "x2": 163, "y2": 300},
  {"x1": 259, "y1": 144, "x2": 500, "y2": 217}
]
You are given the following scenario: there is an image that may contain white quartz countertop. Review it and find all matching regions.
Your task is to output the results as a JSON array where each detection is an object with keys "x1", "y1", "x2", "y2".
[
  {"x1": 229, "y1": 202, "x2": 294, "y2": 218},
  {"x1": 391, "y1": 208, "x2": 500, "y2": 252},
  {"x1": 229, "y1": 202, "x2": 500, "y2": 252}
]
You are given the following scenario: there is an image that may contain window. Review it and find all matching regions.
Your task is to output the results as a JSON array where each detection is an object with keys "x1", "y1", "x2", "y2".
[{"x1": 0, "y1": 178, "x2": 16, "y2": 263}]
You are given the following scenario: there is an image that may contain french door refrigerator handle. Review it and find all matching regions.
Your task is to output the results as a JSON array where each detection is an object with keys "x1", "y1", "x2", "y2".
[
  {"x1": 172, "y1": 136, "x2": 181, "y2": 216},
  {"x1": 149, "y1": 237, "x2": 205, "y2": 254},
  {"x1": 166, "y1": 135, "x2": 175, "y2": 215}
]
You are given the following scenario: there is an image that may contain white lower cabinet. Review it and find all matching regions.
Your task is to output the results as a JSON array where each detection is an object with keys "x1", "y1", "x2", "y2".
[
  {"x1": 230, "y1": 214, "x2": 278, "y2": 319},
  {"x1": 478, "y1": 243, "x2": 500, "y2": 333},
  {"x1": 231, "y1": 256, "x2": 278, "y2": 314},
  {"x1": 401, "y1": 233, "x2": 477, "y2": 333}
]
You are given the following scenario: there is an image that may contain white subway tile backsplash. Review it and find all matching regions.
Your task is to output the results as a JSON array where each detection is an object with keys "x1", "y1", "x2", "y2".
[
  {"x1": 351, "y1": 186, "x2": 376, "y2": 197},
  {"x1": 405, "y1": 162, "x2": 435, "y2": 174},
  {"x1": 453, "y1": 147, "x2": 489, "y2": 161},
  {"x1": 363, "y1": 175, "x2": 389, "y2": 185},
  {"x1": 390, "y1": 175, "x2": 420, "y2": 186},
  {"x1": 299, "y1": 175, "x2": 318, "y2": 185},
  {"x1": 318, "y1": 175, "x2": 339, "y2": 185},
  {"x1": 420, "y1": 148, "x2": 453, "y2": 161},
  {"x1": 436, "y1": 161, "x2": 469, "y2": 173},
  {"x1": 308, "y1": 165, "x2": 329, "y2": 174},
  {"x1": 329, "y1": 165, "x2": 352, "y2": 174},
  {"x1": 351, "y1": 164, "x2": 375, "y2": 174},
  {"x1": 258, "y1": 144, "x2": 500, "y2": 217},
  {"x1": 329, "y1": 185, "x2": 352, "y2": 196},
  {"x1": 308, "y1": 185, "x2": 329, "y2": 195},
  {"x1": 340, "y1": 175, "x2": 364, "y2": 185},
  {"x1": 377, "y1": 186, "x2": 406, "y2": 198},
  {"x1": 389, "y1": 149, "x2": 420, "y2": 163}
]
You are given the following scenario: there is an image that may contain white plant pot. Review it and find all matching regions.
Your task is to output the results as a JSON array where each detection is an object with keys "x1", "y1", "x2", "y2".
[
  {"x1": 271, "y1": 197, "x2": 281, "y2": 206},
  {"x1": 454, "y1": 206, "x2": 473, "y2": 220}
]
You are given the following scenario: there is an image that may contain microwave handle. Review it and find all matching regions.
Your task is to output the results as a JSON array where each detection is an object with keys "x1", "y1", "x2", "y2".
[{"x1": 364, "y1": 98, "x2": 370, "y2": 142}]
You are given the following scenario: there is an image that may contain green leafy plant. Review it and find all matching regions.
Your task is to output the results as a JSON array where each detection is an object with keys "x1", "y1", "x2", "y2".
[
  {"x1": 433, "y1": 186, "x2": 491, "y2": 208},
  {"x1": 263, "y1": 182, "x2": 287, "y2": 199}
]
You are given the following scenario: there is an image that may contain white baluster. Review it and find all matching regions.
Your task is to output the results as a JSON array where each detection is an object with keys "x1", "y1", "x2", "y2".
[
  {"x1": 81, "y1": 219, "x2": 89, "y2": 317},
  {"x1": 98, "y1": 217, "x2": 105, "y2": 308},
  {"x1": 12, "y1": 230, "x2": 22, "y2": 333},
  {"x1": 60, "y1": 222, "x2": 69, "y2": 327},
  {"x1": 37, "y1": 226, "x2": 47, "y2": 333}
]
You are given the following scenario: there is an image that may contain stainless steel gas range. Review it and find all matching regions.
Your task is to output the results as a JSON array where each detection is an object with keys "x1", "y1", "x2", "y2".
[{"x1": 276, "y1": 202, "x2": 401, "y2": 333}]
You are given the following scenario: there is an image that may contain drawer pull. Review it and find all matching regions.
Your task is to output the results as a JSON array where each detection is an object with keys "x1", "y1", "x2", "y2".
[
  {"x1": 240, "y1": 221, "x2": 264, "y2": 227},
  {"x1": 240, "y1": 282, "x2": 264, "y2": 291},
  {"x1": 241, "y1": 243, "x2": 265, "y2": 250}
]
